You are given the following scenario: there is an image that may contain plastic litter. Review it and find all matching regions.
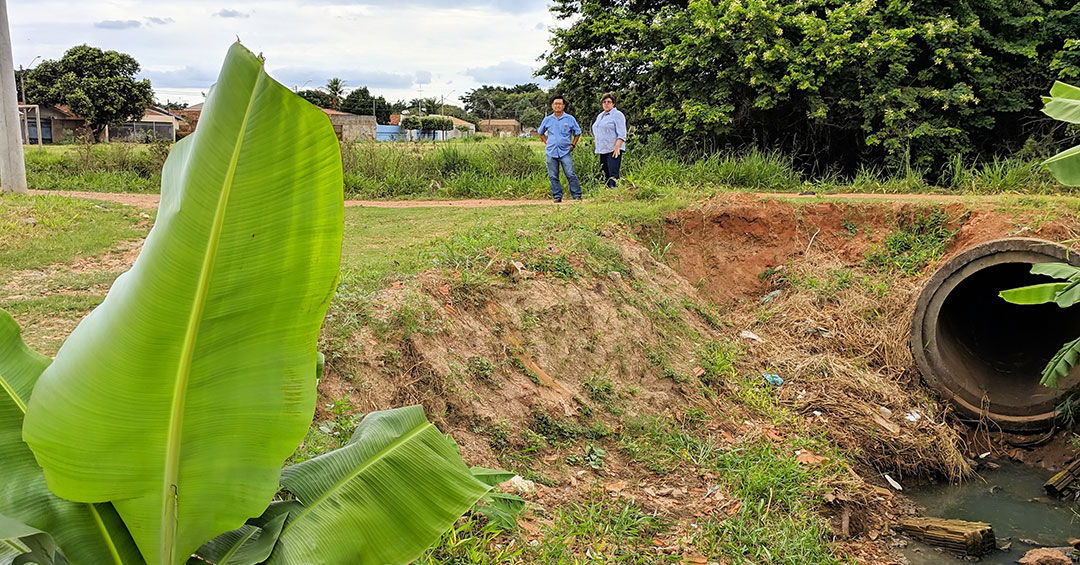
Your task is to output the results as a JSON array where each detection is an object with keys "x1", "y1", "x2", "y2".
[
  {"x1": 762, "y1": 373, "x2": 783, "y2": 386},
  {"x1": 739, "y1": 330, "x2": 764, "y2": 343},
  {"x1": 884, "y1": 474, "x2": 903, "y2": 491},
  {"x1": 904, "y1": 410, "x2": 922, "y2": 423},
  {"x1": 760, "y1": 289, "x2": 782, "y2": 304}
]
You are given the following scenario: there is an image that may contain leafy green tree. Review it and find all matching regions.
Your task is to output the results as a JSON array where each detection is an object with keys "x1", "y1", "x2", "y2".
[
  {"x1": 462, "y1": 84, "x2": 549, "y2": 120},
  {"x1": 25, "y1": 45, "x2": 154, "y2": 141},
  {"x1": 341, "y1": 87, "x2": 403, "y2": 124},
  {"x1": 324, "y1": 77, "x2": 345, "y2": 110},
  {"x1": 539, "y1": 0, "x2": 1080, "y2": 171},
  {"x1": 520, "y1": 106, "x2": 544, "y2": 130},
  {"x1": 296, "y1": 89, "x2": 331, "y2": 108},
  {"x1": 401, "y1": 115, "x2": 422, "y2": 130}
]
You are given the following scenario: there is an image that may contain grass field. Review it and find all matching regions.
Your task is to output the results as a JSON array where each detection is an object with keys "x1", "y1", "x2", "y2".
[{"x1": 22, "y1": 138, "x2": 1073, "y2": 198}]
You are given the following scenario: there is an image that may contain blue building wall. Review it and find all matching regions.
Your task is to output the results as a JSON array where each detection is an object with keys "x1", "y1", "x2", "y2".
[{"x1": 376, "y1": 124, "x2": 404, "y2": 141}]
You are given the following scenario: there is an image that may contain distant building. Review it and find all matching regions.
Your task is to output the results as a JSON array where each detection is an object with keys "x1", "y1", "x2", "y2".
[
  {"x1": 322, "y1": 108, "x2": 377, "y2": 141},
  {"x1": 479, "y1": 119, "x2": 521, "y2": 138},
  {"x1": 111, "y1": 107, "x2": 183, "y2": 141},
  {"x1": 176, "y1": 103, "x2": 202, "y2": 135},
  {"x1": 18, "y1": 105, "x2": 85, "y2": 144}
]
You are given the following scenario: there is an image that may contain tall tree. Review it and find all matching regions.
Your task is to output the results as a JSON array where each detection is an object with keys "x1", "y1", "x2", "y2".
[
  {"x1": 324, "y1": 78, "x2": 345, "y2": 110},
  {"x1": 539, "y1": 0, "x2": 1080, "y2": 171},
  {"x1": 25, "y1": 45, "x2": 154, "y2": 141},
  {"x1": 296, "y1": 89, "x2": 331, "y2": 108},
  {"x1": 341, "y1": 86, "x2": 398, "y2": 124}
]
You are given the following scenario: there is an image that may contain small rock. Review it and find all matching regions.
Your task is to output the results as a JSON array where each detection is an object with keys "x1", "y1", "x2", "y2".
[
  {"x1": 22, "y1": 216, "x2": 36, "y2": 225},
  {"x1": 1018, "y1": 548, "x2": 1071, "y2": 565},
  {"x1": 879, "y1": 406, "x2": 893, "y2": 420},
  {"x1": 607, "y1": 271, "x2": 623, "y2": 283},
  {"x1": 500, "y1": 475, "x2": 536, "y2": 497}
]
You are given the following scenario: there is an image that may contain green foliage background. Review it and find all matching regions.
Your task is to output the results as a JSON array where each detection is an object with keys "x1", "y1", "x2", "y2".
[
  {"x1": 540, "y1": 0, "x2": 1080, "y2": 172},
  {"x1": 25, "y1": 45, "x2": 154, "y2": 140}
]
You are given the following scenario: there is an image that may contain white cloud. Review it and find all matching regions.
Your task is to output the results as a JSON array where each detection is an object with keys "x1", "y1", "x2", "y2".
[
  {"x1": 214, "y1": 9, "x2": 250, "y2": 18},
  {"x1": 465, "y1": 60, "x2": 538, "y2": 85},
  {"x1": 10, "y1": 0, "x2": 558, "y2": 105},
  {"x1": 94, "y1": 20, "x2": 141, "y2": 29}
]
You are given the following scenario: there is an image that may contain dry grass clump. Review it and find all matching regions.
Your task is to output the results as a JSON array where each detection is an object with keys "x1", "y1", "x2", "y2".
[{"x1": 729, "y1": 252, "x2": 972, "y2": 482}]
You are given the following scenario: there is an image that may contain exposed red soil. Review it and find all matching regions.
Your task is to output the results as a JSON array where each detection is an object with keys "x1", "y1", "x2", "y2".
[{"x1": 22, "y1": 189, "x2": 1080, "y2": 562}]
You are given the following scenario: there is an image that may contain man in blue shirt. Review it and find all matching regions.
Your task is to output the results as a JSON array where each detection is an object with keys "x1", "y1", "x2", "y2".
[
  {"x1": 592, "y1": 92, "x2": 627, "y2": 188},
  {"x1": 537, "y1": 95, "x2": 582, "y2": 202}
]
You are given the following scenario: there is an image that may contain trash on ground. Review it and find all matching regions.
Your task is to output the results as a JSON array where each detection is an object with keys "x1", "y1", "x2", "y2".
[
  {"x1": 762, "y1": 373, "x2": 783, "y2": 386},
  {"x1": 739, "y1": 330, "x2": 764, "y2": 342}
]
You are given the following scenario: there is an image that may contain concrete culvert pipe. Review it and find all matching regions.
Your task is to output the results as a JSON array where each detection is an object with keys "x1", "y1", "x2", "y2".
[{"x1": 911, "y1": 238, "x2": 1080, "y2": 432}]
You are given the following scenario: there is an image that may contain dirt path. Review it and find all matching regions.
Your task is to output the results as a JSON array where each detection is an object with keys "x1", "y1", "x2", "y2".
[
  {"x1": 26, "y1": 190, "x2": 557, "y2": 209},
  {"x1": 23, "y1": 188, "x2": 1072, "y2": 209}
]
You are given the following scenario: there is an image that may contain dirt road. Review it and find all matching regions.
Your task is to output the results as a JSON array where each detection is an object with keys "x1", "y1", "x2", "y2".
[
  {"x1": 22, "y1": 188, "x2": 1054, "y2": 209},
  {"x1": 26, "y1": 190, "x2": 558, "y2": 209}
]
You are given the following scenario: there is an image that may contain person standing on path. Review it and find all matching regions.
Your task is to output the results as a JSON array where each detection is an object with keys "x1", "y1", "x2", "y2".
[
  {"x1": 538, "y1": 95, "x2": 582, "y2": 202},
  {"x1": 592, "y1": 92, "x2": 627, "y2": 188}
]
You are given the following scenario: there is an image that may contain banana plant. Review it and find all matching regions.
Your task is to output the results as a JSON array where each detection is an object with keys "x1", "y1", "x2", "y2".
[
  {"x1": 999, "y1": 262, "x2": 1080, "y2": 386},
  {"x1": 2, "y1": 43, "x2": 491, "y2": 565}
]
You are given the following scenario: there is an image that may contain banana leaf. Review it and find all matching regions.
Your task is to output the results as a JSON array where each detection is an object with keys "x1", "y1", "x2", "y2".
[
  {"x1": 1044, "y1": 144, "x2": 1080, "y2": 187},
  {"x1": 1042, "y1": 335, "x2": 1080, "y2": 387},
  {"x1": 1042, "y1": 81, "x2": 1080, "y2": 124},
  {"x1": 0, "y1": 311, "x2": 142, "y2": 564},
  {"x1": 999, "y1": 283, "x2": 1070, "y2": 305},
  {"x1": 22, "y1": 42, "x2": 344, "y2": 565},
  {"x1": 1030, "y1": 262, "x2": 1080, "y2": 281},
  {"x1": 268, "y1": 406, "x2": 492, "y2": 565},
  {"x1": 185, "y1": 504, "x2": 291, "y2": 565},
  {"x1": 1042, "y1": 82, "x2": 1080, "y2": 185}
]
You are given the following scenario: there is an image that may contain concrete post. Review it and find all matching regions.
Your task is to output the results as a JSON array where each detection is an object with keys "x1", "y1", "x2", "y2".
[{"x1": 0, "y1": 0, "x2": 26, "y2": 194}]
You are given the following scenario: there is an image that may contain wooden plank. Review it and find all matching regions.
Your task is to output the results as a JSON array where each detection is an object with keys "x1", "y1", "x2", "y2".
[
  {"x1": 1045, "y1": 458, "x2": 1080, "y2": 497},
  {"x1": 900, "y1": 517, "x2": 995, "y2": 556}
]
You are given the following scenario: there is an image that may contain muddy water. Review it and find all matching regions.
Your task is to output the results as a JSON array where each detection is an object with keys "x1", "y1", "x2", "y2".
[{"x1": 900, "y1": 461, "x2": 1080, "y2": 563}]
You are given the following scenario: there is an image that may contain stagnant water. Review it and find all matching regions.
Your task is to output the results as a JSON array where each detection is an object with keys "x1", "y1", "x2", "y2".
[{"x1": 900, "y1": 461, "x2": 1080, "y2": 563}]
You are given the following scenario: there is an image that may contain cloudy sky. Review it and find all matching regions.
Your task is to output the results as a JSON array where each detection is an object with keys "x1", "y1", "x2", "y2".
[{"x1": 9, "y1": 0, "x2": 560, "y2": 107}]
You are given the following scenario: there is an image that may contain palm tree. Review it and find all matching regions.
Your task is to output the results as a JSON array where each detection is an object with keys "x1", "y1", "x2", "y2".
[{"x1": 324, "y1": 77, "x2": 345, "y2": 110}]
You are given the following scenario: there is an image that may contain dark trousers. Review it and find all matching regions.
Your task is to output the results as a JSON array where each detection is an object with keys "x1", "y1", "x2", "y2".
[{"x1": 600, "y1": 152, "x2": 622, "y2": 188}]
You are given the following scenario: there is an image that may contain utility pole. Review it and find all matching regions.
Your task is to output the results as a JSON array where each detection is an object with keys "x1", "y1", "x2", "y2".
[{"x1": 0, "y1": 0, "x2": 27, "y2": 194}]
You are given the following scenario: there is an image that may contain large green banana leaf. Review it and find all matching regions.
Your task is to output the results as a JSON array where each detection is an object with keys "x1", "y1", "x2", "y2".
[
  {"x1": 1042, "y1": 82, "x2": 1080, "y2": 185},
  {"x1": 999, "y1": 282, "x2": 1070, "y2": 305},
  {"x1": 268, "y1": 406, "x2": 492, "y2": 565},
  {"x1": 22, "y1": 42, "x2": 344, "y2": 565},
  {"x1": 0, "y1": 311, "x2": 143, "y2": 564},
  {"x1": 1042, "y1": 81, "x2": 1080, "y2": 124}
]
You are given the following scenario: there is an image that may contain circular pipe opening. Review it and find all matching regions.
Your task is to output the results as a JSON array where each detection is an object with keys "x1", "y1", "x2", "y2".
[{"x1": 911, "y1": 238, "x2": 1080, "y2": 432}]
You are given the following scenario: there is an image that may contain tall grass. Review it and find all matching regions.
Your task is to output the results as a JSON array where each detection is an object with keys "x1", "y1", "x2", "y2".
[
  {"x1": 24, "y1": 136, "x2": 1074, "y2": 197},
  {"x1": 25, "y1": 141, "x2": 170, "y2": 193}
]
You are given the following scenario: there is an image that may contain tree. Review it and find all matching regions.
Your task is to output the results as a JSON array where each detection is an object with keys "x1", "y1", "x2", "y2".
[
  {"x1": 462, "y1": 84, "x2": 549, "y2": 120},
  {"x1": 539, "y1": 0, "x2": 1080, "y2": 172},
  {"x1": 324, "y1": 77, "x2": 345, "y2": 110},
  {"x1": 25, "y1": 45, "x2": 154, "y2": 141},
  {"x1": 520, "y1": 106, "x2": 543, "y2": 130},
  {"x1": 340, "y1": 86, "x2": 398, "y2": 124},
  {"x1": 296, "y1": 88, "x2": 330, "y2": 108}
]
